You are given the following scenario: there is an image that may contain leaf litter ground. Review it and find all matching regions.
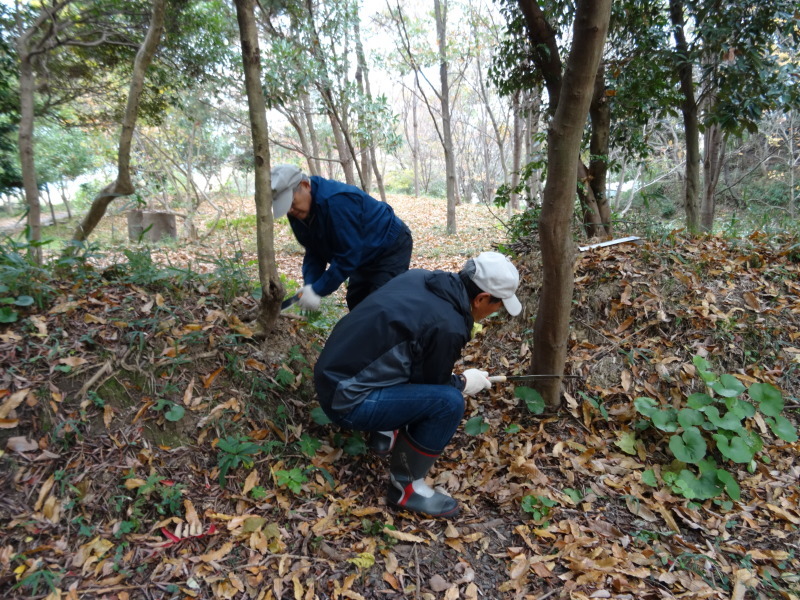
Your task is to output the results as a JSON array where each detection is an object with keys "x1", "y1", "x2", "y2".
[{"x1": 1, "y1": 195, "x2": 800, "y2": 600}]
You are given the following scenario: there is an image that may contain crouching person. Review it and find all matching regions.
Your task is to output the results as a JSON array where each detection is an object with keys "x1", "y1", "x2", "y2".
[{"x1": 313, "y1": 252, "x2": 522, "y2": 518}]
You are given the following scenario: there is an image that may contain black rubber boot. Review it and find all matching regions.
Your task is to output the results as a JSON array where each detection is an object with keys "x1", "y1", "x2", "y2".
[
  {"x1": 368, "y1": 430, "x2": 397, "y2": 456},
  {"x1": 386, "y1": 433, "x2": 459, "y2": 518}
]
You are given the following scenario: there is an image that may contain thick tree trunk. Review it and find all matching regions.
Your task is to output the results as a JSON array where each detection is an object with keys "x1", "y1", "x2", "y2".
[
  {"x1": 529, "y1": 0, "x2": 611, "y2": 408},
  {"x1": 701, "y1": 122, "x2": 726, "y2": 232},
  {"x1": 234, "y1": 0, "x2": 283, "y2": 334},
  {"x1": 71, "y1": 0, "x2": 165, "y2": 244},
  {"x1": 434, "y1": 0, "x2": 457, "y2": 234},
  {"x1": 670, "y1": 0, "x2": 701, "y2": 233}
]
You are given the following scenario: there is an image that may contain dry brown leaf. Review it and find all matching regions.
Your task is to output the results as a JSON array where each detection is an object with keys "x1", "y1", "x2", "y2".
[
  {"x1": 0, "y1": 389, "x2": 29, "y2": 419},
  {"x1": 382, "y1": 528, "x2": 427, "y2": 544},
  {"x1": 7, "y1": 436, "x2": 39, "y2": 454},
  {"x1": 243, "y1": 469, "x2": 259, "y2": 495},
  {"x1": 200, "y1": 541, "x2": 233, "y2": 563},
  {"x1": 202, "y1": 367, "x2": 224, "y2": 389}
]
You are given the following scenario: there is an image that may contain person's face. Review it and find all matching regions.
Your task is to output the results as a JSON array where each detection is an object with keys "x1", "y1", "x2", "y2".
[
  {"x1": 471, "y1": 292, "x2": 504, "y2": 322},
  {"x1": 287, "y1": 180, "x2": 313, "y2": 220}
]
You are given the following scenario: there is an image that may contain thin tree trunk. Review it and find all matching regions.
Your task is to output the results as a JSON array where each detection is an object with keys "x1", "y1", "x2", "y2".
[
  {"x1": 58, "y1": 179, "x2": 72, "y2": 219},
  {"x1": 354, "y1": 17, "x2": 372, "y2": 194},
  {"x1": 670, "y1": 0, "x2": 701, "y2": 233},
  {"x1": 71, "y1": 0, "x2": 165, "y2": 244},
  {"x1": 528, "y1": 0, "x2": 611, "y2": 408},
  {"x1": 701, "y1": 122, "x2": 725, "y2": 232},
  {"x1": 413, "y1": 95, "x2": 419, "y2": 197},
  {"x1": 302, "y1": 93, "x2": 322, "y2": 176},
  {"x1": 435, "y1": 0, "x2": 457, "y2": 234},
  {"x1": 16, "y1": 43, "x2": 40, "y2": 262},
  {"x1": 510, "y1": 91, "x2": 522, "y2": 211},
  {"x1": 233, "y1": 0, "x2": 283, "y2": 334},
  {"x1": 587, "y1": 61, "x2": 612, "y2": 236}
]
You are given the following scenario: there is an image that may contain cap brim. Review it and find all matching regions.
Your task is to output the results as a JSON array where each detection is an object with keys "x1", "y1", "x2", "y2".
[
  {"x1": 272, "y1": 187, "x2": 294, "y2": 219},
  {"x1": 502, "y1": 295, "x2": 522, "y2": 316}
]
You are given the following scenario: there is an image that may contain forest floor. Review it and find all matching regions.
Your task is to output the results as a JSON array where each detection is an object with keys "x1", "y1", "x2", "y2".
[{"x1": 1, "y1": 194, "x2": 800, "y2": 600}]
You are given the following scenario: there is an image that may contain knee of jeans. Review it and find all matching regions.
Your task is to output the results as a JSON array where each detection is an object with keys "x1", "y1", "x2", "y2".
[{"x1": 443, "y1": 386, "x2": 466, "y2": 420}]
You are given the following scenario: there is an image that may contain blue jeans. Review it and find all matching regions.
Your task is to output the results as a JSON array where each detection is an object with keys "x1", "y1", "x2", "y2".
[{"x1": 326, "y1": 383, "x2": 464, "y2": 454}]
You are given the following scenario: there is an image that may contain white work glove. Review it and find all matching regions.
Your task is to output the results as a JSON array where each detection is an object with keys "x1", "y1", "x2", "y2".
[
  {"x1": 297, "y1": 284, "x2": 322, "y2": 310},
  {"x1": 462, "y1": 368, "x2": 491, "y2": 396}
]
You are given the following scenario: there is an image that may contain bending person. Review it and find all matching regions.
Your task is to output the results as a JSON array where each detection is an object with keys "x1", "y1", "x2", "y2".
[
  {"x1": 314, "y1": 252, "x2": 522, "y2": 518},
  {"x1": 271, "y1": 164, "x2": 413, "y2": 311}
]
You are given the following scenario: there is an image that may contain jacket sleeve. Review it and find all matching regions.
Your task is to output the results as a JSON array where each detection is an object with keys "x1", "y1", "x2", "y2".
[
  {"x1": 310, "y1": 197, "x2": 365, "y2": 297},
  {"x1": 302, "y1": 252, "x2": 326, "y2": 286},
  {"x1": 418, "y1": 325, "x2": 468, "y2": 387}
]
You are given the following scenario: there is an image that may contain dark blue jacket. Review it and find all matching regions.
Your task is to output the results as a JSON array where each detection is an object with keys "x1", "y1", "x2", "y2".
[
  {"x1": 289, "y1": 176, "x2": 406, "y2": 297},
  {"x1": 314, "y1": 269, "x2": 472, "y2": 413}
]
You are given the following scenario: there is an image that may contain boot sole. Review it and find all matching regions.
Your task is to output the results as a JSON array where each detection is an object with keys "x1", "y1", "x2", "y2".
[{"x1": 387, "y1": 499, "x2": 460, "y2": 519}]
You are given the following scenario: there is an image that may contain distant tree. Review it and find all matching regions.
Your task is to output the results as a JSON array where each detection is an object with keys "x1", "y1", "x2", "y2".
[{"x1": 11, "y1": 0, "x2": 151, "y2": 261}]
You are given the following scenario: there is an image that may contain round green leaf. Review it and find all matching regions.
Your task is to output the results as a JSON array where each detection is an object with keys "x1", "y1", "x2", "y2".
[
  {"x1": 725, "y1": 397, "x2": 755, "y2": 419},
  {"x1": 677, "y1": 408, "x2": 705, "y2": 429},
  {"x1": 515, "y1": 387, "x2": 544, "y2": 415},
  {"x1": 464, "y1": 416, "x2": 489, "y2": 436},
  {"x1": 675, "y1": 468, "x2": 722, "y2": 500},
  {"x1": 702, "y1": 406, "x2": 744, "y2": 433},
  {"x1": 641, "y1": 469, "x2": 657, "y2": 487},
  {"x1": 14, "y1": 295, "x2": 35, "y2": 307},
  {"x1": 711, "y1": 374, "x2": 746, "y2": 398},
  {"x1": 713, "y1": 431, "x2": 761, "y2": 464},
  {"x1": 615, "y1": 431, "x2": 637, "y2": 455},
  {"x1": 165, "y1": 405, "x2": 185, "y2": 422},
  {"x1": 715, "y1": 469, "x2": 741, "y2": 501},
  {"x1": 652, "y1": 408, "x2": 679, "y2": 432},
  {"x1": 0, "y1": 307, "x2": 18, "y2": 323},
  {"x1": 634, "y1": 397, "x2": 658, "y2": 418},
  {"x1": 687, "y1": 392, "x2": 714, "y2": 409},
  {"x1": 669, "y1": 427, "x2": 707, "y2": 464},
  {"x1": 749, "y1": 382, "x2": 783, "y2": 417},
  {"x1": 766, "y1": 415, "x2": 798, "y2": 443}
]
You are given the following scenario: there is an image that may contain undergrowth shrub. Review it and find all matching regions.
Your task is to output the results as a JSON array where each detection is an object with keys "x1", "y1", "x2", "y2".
[
  {"x1": 634, "y1": 355, "x2": 796, "y2": 502},
  {"x1": 0, "y1": 236, "x2": 55, "y2": 322}
]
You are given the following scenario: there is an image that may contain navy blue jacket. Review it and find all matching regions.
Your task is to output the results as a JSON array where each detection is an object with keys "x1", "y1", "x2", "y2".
[
  {"x1": 289, "y1": 176, "x2": 406, "y2": 297},
  {"x1": 314, "y1": 269, "x2": 472, "y2": 413}
]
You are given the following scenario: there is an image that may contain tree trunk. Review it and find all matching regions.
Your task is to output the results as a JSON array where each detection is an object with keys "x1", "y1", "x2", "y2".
[
  {"x1": 510, "y1": 91, "x2": 522, "y2": 211},
  {"x1": 302, "y1": 93, "x2": 322, "y2": 176},
  {"x1": 234, "y1": 0, "x2": 283, "y2": 335},
  {"x1": 71, "y1": 0, "x2": 165, "y2": 245},
  {"x1": 669, "y1": 0, "x2": 701, "y2": 233},
  {"x1": 44, "y1": 185, "x2": 56, "y2": 225},
  {"x1": 529, "y1": 0, "x2": 611, "y2": 408},
  {"x1": 434, "y1": 0, "x2": 457, "y2": 234},
  {"x1": 701, "y1": 122, "x2": 726, "y2": 232},
  {"x1": 412, "y1": 95, "x2": 420, "y2": 198},
  {"x1": 16, "y1": 46, "x2": 41, "y2": 262},
  {"x1": 354, "y1": 16, "x2": 372, "y2": 194},
  {"x1": 587, "y1": 61, "x2": 612, "y2": 237}
]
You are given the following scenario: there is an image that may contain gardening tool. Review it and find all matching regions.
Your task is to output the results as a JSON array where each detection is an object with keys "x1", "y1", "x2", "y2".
[
  {"x1": 488, "y1": 374, "x2": 581, "y2": 383},
  {"x1": 281, "y1": 292, "x2": 302, "y2": 311}
]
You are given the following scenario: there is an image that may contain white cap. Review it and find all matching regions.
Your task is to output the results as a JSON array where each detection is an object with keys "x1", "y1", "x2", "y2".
[
  {"x1": 271, "y1": 164, "x2": 305, "y2": 219},
  {"x1": 470, "y1": 251, "x2": 522, "y2": 316}
]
